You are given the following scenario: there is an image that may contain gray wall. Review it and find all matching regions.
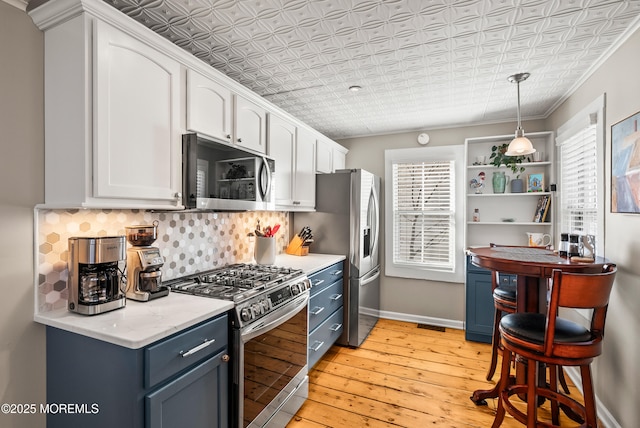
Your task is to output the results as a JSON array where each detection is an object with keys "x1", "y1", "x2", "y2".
[
  {"x1": 0, "y1": 2, "x2": 46, "y2": 428},
  {"x1": 546, "y1": 26, "x2": 640, "y2": 428},
  {"x1": 339, "y1": 119, "x2": 547, "y2": 322},
  {"x1": 340, "y1": 26, "x2": 640, "y2": 428}
]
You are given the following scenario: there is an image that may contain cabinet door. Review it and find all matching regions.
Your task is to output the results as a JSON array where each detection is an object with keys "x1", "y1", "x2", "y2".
[
  {"x1": 293, "y1": 127, "x2": 316, "y2": 208},
  {"x1": 186, "y1": 69, "x2": 232, "y2": 143},
  {"x1": 333, "y1": 146, "x2": 347, "y2": 171},
  {"x1": 465, "y1": 270, "x2": 494, "y2": 344},
  {"x1": 146, "y1": 350, "x2": 229, "y2": 428},
  {"x1": 94, "y1": 20, "x2": 181, "y2": 202},
  {"x1": 235, "y1": 95, "x2": 267, "y2": 154},
  {"x1": 316, "y1": 138, "x2": 333, "y2": 173},
  {"x1": 268, "y1": 114, "x2": 296, "y2": 205}
]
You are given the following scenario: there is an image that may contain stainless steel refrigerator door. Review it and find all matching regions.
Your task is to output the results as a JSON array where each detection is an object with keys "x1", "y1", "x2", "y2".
[
  {"x1": 350, "y1": 170, "x2": 381, "y2": 278},
  {"x1": 348, "y1": 265, "x2": 381, "y2": 347}
]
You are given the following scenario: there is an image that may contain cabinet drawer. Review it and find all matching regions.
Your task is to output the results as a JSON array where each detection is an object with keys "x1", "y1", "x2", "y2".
[
  {"x1": 309, "y1": 280, "x2": 344, "y2": 332},
  {"x1": 309, "y1": 261, "x2": 344, "y2": 297},
  {"x1": 308, "y1": 308, "x2": 344, "y2": 369},
  {"x1": 498, "y1": 273, "x2": 517, "y2": 289},
  {"x1": 145, "y1": 314, "x2": 228, "y2": 388}
]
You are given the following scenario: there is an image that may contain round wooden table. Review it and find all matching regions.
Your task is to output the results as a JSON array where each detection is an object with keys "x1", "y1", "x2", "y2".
[{"x1": 467, "y1": 246, "x2": 610, "y2": 405}]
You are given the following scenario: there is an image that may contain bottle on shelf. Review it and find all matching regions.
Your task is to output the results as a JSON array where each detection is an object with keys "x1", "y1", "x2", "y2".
[{"x1": 473, "y1": 208, "x2": 480, "y2": 222}]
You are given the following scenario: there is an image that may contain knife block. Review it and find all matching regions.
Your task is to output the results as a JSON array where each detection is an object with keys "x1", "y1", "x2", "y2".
[{"x1": 285, "y1": 235, "x2": 309, "y2": 256}]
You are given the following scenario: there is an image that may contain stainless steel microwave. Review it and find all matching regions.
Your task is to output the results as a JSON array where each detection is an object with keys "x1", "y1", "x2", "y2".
[{"x1": 182, "y1": 133, "x2": 275, "y2": 211}]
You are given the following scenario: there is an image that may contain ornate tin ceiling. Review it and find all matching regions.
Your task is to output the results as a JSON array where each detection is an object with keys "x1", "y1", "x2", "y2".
[{"x1": 104, "y1": 0, "x2": 640, "y2": 139}]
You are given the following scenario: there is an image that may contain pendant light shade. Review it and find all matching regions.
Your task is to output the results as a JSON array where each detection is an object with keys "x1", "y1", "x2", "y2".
[{"x1": 506, "y1": 73, "x2": 536, "y2": 156}]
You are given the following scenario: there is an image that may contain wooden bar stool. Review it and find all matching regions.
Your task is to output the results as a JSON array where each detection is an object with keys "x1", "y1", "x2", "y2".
[
  {"x1": 486, "y1": 270, "x2": 517, "y2": 381},
  {"x1": 491, "y1": 264, "x2": 617, "y2": 428},
  {"x1": 485, "y1": 243, "x2": 571, "y2": 394}
]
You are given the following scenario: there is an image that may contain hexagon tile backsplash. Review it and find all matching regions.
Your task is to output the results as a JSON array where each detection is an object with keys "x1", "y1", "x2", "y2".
[{"x1": 36, "y1": 209, "x2": 289, "y2": 313}]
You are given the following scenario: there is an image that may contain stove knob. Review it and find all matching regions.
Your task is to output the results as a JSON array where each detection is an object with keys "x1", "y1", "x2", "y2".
[
  {"x1": 251, "y1": 303, "x2": 263, "y2": 315},
  {"x1": 240, "y1": 307, "x2": 253, "y2": 322},
  {"x1": 291, "y1": 284, "x2": 300, "y2": 295},
  {"x1": 260, "y1": 300, "x2": 270, "y2": 313}
]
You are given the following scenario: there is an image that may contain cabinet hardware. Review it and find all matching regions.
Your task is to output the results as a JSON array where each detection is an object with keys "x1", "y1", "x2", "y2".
[
  {"x1": 329, "y1": 323, "x2": 343, "y2": 332},
  {"x1": 309, "y1": 341, "x2": 324, "y2": 352},
  {"x1": 329, "y1": 294, "x2": 342, "y2": 301},
  {"x1": 180, "y1": 339, "x2": 215, "y2": 358},
  {"x1": 331, "y1": 270, "x2": 343, "y2": 276},
  {"x1": 312, "y1": 279, "x2": 324, "y2": 287},
  {"x1": 310, "y1": 306, "x2": 325, "y2": 316}
]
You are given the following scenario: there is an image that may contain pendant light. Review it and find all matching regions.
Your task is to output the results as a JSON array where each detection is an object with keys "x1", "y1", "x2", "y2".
[{"x1": 506, "y1": 72, "x2": 536, "y2": 156}]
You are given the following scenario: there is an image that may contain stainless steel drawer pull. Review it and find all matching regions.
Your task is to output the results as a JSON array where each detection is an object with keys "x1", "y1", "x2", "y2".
[
  {"x1": 310, "y1": 306, "x2": 325, "y2": 315},
  {"x1": 329, "y1": 323, "x2": 343, "y2": 332},
  {"x1": 180, "y1": 339, "x2": 215, "y2": 358},
  {"x1": 331, "y1": 270, "x2": 343, "y2": 276},
  {"x1": 312, "y1": 279, "x2": 325, "y2": 287},
  {"x1": 329, "y1": 293, "x2": 343, "y2": 301},
  {"x1": 310, "y1": 341, "x2": 324, "y2": 352}
]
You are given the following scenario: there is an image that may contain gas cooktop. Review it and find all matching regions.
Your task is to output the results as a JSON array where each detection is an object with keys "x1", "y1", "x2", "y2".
[{"x1": 167, "y1": 263, "x2": 306, "y2": 303}]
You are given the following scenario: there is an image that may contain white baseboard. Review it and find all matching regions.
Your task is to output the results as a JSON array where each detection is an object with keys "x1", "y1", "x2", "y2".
[
  {"x1": 379, "y1": 310, "x2": 465, "y2": 331},
  {"x1": 562, "y1": 367, "x2": 621, "y2": 428},
  {"x1": 1, "y1": 0, "x2": 28, "y2": 11}
]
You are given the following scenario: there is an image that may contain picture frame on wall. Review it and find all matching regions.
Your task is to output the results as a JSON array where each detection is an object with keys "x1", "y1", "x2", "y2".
[
  {"x1": 611, "y1": 110, "x2": 640, "y2": 213},
  {"x1": 527, "y1": 173, "x2": 544, "y2": 192}
]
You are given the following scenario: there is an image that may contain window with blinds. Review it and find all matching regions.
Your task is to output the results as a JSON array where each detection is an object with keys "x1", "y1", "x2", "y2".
[
  {"x1": 391, "y1": 160, "x2": 455, "y2": 271},
  {"x1": 558, "y1": 125, "x2": 598, "y2": 236}
]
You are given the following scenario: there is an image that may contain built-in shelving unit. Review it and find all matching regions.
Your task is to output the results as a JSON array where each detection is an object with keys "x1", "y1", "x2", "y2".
[{"x1": 464, "y1": 131, "x2": 555, "y2": 248}]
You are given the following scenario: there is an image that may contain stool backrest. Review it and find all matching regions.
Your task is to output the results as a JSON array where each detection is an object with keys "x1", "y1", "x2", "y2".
[{"x1": 545, "y1": 264, "x2": 616, "y2": 357}]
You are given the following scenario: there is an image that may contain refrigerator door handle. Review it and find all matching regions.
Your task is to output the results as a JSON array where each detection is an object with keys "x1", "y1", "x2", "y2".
[
  {"x1": 368, "y1": 185, "x2": 380, "y2": 258},
  {"x1": 361, "y1": 267, "x2": 380, "y2": 286}
]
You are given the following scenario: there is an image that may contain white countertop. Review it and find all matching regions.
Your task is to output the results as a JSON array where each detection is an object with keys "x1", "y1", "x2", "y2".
[
  {"x1": 274, "y1": 253, "x2": 346, "y2": 274},
  {"x1": 35, "y1": 293, "x2": 234, "y2": 349},
  {"x1": 35, "y1": 253, "x2": 345, "y2": 349}
]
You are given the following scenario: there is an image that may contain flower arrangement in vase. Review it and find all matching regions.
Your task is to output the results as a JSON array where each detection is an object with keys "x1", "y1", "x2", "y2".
[{"x1": 489, "y1": 143, "x2": 526, "y2": 193}]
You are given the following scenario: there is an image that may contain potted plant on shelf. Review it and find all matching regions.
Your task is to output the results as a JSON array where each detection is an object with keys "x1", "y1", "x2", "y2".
[{"x1": 489, "y1": 143, "x2": 526, "y2": 193}]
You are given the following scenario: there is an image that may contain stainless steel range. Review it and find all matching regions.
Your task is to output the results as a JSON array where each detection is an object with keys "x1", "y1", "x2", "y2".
[{"x1": 168, "y1": 263, "x2": 311, "y2": 428}]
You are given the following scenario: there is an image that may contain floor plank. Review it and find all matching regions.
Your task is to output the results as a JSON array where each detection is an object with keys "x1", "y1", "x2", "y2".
[{"x1": 287, "y1": 318, "x2": 587, "y2": 428}]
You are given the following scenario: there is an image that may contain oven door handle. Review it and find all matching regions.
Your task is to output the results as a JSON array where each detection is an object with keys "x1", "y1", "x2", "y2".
[{"x1": 241, "y1": 292, "x2": 309, "y2": 342}]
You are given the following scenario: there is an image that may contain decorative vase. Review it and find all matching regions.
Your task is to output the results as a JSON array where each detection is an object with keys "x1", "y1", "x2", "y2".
[
  {"x1": 510, "y1": 178, "x2": 524, "y2": 193},
  {"x1": 254, "y1": 236, "x2": 276, "y2": 265},
  {"x1": 492, "y1": 171, "x2": 509, "y2": 194}
]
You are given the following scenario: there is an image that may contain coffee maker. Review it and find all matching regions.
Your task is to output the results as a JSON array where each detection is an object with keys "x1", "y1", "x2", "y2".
[
  {"x1": 68, "y1": 236, "x2": 127, "y2": 315},
  {"x1": 125, "y1": 222, "x2": 170, "y2": 301}
]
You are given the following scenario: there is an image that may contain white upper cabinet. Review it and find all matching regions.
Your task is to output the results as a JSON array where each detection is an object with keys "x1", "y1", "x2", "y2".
[
  {"x1": 186, "y1": 69, "x2": 233, "y2": 143},
  {"x1": 268, "y1": 114, "x2": 316, "y2": 210},
  {"x1": 293, "y1": 127, "x2": 316, "y2": 208},
  {"x1": 94, "y1": 20, "x2": 182, "y2": 203},
  {"x1": 35, "y1": 10, "x2": 183, "y2": 209},
  {"x1": 316, "y1": 137, "x2": 348, "y2": 173},
  {"x1": 235, "y1": 95, "x2": 267, "y2": 154}
]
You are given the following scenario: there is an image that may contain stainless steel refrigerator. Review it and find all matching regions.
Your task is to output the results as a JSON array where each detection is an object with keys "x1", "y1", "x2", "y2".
[{"x1": 294, "y1": 169, "x2": 381, "y2": 347}]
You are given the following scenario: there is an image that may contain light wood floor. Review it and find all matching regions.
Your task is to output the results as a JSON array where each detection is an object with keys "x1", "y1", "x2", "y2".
[{"x1": 287, "y1": 318, "x2": 587, "y2": 428}]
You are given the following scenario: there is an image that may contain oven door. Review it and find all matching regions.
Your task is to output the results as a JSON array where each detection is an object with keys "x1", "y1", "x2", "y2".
[{"x1": 234, "y1": 292, "x2": 309, "y2": 428}]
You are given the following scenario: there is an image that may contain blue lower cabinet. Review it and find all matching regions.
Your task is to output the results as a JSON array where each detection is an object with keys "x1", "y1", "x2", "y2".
[
  {"x1": 308, "y1": 308, "x2": 344, "y2": 369},
  {"x1": 146, "y1": 350, "x2": 228, "y2": 428},
  {"x1": 308, "y1": 260, "x2": 344, "y2": 369},
  {"x1": 46, "y1": 313, "x2": 230, "y2": 428},
  {"x1": 465, "y1": 257, "x2": 493, "y2": 343}
]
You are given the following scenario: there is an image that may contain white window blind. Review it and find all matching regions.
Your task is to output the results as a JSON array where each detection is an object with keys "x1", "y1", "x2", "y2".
[
  {"x1": 392, "y1": 160, "x2": 455, "y2": 271},
  {"x1": 558, "y1": 125, "x2": 598, "y2": 236}
]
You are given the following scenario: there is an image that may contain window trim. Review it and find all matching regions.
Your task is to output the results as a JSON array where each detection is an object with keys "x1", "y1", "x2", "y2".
[
  {"x1": 384, "y1": 145, "x2": 465, "y2": 283},
  {"x1": 556, "y1": 94, "x2": 606, "y2": 257}
]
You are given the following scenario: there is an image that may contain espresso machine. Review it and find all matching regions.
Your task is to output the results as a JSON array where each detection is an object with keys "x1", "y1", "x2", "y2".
[
  {"x1": 125, "y1": 222, "x2": 170, "y2": 301},
  {"x1": 68, "y1": 236, "x2": 127, "y2": 315}
]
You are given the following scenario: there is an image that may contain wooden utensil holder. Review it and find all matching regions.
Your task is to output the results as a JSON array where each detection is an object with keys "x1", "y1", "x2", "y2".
[{"x1": 285, "y1": 235, "x2": 309, "y2": 256}]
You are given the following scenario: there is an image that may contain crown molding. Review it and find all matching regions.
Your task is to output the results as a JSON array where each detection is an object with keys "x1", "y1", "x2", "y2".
[{"x1": 1, "y1": 0, "x2": 28, "y2": 11}]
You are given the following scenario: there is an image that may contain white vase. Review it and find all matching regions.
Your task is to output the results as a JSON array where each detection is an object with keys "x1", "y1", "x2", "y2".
[{"x1": 254, "y1": 237, "x2": 276, "y2": 265}]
